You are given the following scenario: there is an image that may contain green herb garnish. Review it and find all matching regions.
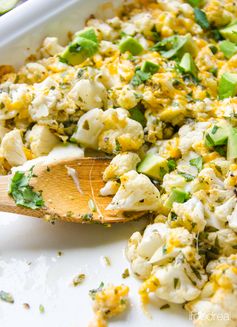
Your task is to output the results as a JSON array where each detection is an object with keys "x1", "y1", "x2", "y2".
[
  {"x1": 167, "y1": 159, "x2": 177, "y2": 172},
  {"x1": 0, "y1": 291, "x2": 14, "y2": 304},
  {"x1": 122, "y1": 268, "x2": 130, "y2": 279},
  {"x1": 129, "y1": 105, "x2": 146, "y2": 127},
  {"x1": 131, "y1": 69, "x2": 151, "y2": 86},
  {"x1": 178, "y1": 171, "x2": 195, "y2": 181},
  {"x1": 194, "y1": 8, "x2": 210, "y2": 30},
  {"x1": 152, "y1": 35, "x2": 190, "y2": 59},
  {"x1": 73, "y1": 273, "x2": 86, "y2": 287},
  {"x1": 9, "y1": 167, "x2": 44, "y2": 209},
  {"x1": 89, "y1": 282, "x2": 104, "y2": 300}
]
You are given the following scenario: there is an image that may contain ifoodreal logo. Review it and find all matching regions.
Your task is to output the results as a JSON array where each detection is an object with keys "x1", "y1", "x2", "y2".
[{"x1": 189, "y1": 311, "x2": 231, "y2": 322}]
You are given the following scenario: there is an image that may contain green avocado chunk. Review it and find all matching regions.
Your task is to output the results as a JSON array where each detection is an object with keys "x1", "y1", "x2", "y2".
[
  {"x1": 179, "y1": 53, "x2": 198, "y2": 77},
  {"x1": 220, "y1": 21, "x2": 237, "y2": 43},
  {"x1": 137, "y1": 154, "x2": 168, "y2": 180},
  {"x1": 227, "y1": 127, "x2": 237, "y2": 160},
  {"x1": 164, "y1": 189, "x2": 189, "y2": 209},
  {"x1": 60, "y1": 37, "x2": 98, "y2": 66},
  {"x1": 141, "y1": 61, "x2": 159, "y2": 74},
  {"x1": 219, "y1": 40, "x2": 237, "y2": 59},
  {"x1": 218, "y1": 72, "x2": 237, "y2": 99},
  {"x1": 205, "y1": 123, "x2": 237, "y2": 160},
  {"x1": 119, "y1": 37, "x2": 143, "y2": 55},
  {"x1": 205, "y1": 125, "x2": 229, "y2": 147},
  {"x1": 75, "y1": 27, "x2": 98, "y2": 43},
  {"x1": 60, "y1": 28, "x2": 98, "y2": 66}
]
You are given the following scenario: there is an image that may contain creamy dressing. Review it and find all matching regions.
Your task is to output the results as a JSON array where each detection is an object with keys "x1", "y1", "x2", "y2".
[{"x1": 65, "y1": 165, "x2": 83, "y2": 195}]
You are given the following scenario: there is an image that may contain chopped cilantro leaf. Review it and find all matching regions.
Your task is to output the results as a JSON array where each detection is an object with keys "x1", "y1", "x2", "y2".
[
  {"x1": 131, "y1": 69, "x2": 151, "y2": 86},
  {"x1": 167, "y1": 159, "x2": 177, "y2": 172},
  {"x1": 9, "y1": 167, "x2": 44, "y2": 209},
  {"x1": 178, "y1": 171, "x2": 195, "y2": 181},
  {"x1": 194, "y1": 8, "x2": 210, "y2": 30},
  {"x1": 129, "y1": 105, "x2": 146, "y2": 127}
]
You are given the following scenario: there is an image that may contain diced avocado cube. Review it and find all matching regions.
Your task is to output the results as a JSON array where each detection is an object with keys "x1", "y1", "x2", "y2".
[
  {"x1": 164, "y1": 189, "x2": 189, "y2": 209},
  {"x1": 141, "y1": 61, "x2": 159, "y2": 75},
  {"x1": 205, "y1": 125, "x2": 229, "y2": 147},
  {"x1": 119, "y1": 37, "x2": 143, "y2": 55},
  {"x1": 218, "y1": 72, "x2": 237, "y2": 99},
  {"x1": 60, "y1": 36, "x2": 98, "y2": 66},
  {"x1": 219, "y1": 40, "x2": 237, "y2": 59},
  {"x1": 179, "y1": 53, "x2": 198, "y2": 77},
  {"x1": 220, "y1": 21, "x2": 237, "y2": 43},
  {"x1": 227, "y1": 127, "x2": 237, "y2": 160},
  {"x1": 75, "y1": 27, "x2": 98, "y2": 43},
  {"x1": 137, "y1": 154, "x2": 168, "y2": 180}
]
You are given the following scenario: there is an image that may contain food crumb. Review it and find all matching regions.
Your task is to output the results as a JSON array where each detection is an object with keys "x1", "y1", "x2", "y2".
[
  {"x1": 101, "y1": 256, "x2": 111, "y2": 266},
  {"x1": 122, "y1": 268, "x2": 130, "y2": 279},
  {"x1": 89, "y1": 283, "x2": 129, "y2": 327},
  {"x1": 160, "y1": 304, "x2": 170, "y2": 310},
  {"x1": 39, "y1": 304, "x2": 45, "y2": 314},
  {"x1": 0, "y1": 290, "x2": 14, "y2": 304},
  {"x1": 23, "y1": 303, "x2": 30, "y2": 310},
  {"x1": 73, "y1": 273, "x2": 86, "y2": 287}
]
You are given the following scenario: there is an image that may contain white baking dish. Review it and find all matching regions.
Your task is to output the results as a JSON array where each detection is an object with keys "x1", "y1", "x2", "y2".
[{"x1": 0, "y1": 1, "x2": 191, "y2": 326}]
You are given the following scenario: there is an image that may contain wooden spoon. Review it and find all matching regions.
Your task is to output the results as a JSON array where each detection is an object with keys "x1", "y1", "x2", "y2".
[{"x1": 0, "y1": 158, "x2": 144, "y2": 224}]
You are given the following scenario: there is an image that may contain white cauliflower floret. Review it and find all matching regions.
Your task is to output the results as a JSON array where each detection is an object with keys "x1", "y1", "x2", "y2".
[
  {"x1": 127, "y1": 222, "x2": 207, "y2": 304},
  {"x1": 100, "y1": 180, "x2": 120, "y2": 196},
  {"x1": 172, "y1": 197, "x2": 206, "y2": 232},
  {"x1": 27, "y1": 125, "x2": 60, "y2": 157},
  {"x1": 68, "y1": 78, "x2": 107, "y2": 111},
  {"x1": 29, "y1": 78, "x2": 61, "y2": 120},
  {"x1": 153, "y1": 254, "x2": 204, "y2": 303},
  {"x1": 71, "y1": 108, "x2": 104, "y2": 149},
  {"x1": 103, "y1": 152, "x2": 140, "y2": 181},
  {"x1": 116, "y1": 86, "x2": 139, "y2": 110},
  {"x1": 186, "y1": 254, "x2": 237, "y2": 327},
  {"x1": 98, "y1": 108, "x2": 144, "y2": 153},
  {"x1": 126, "y1": 231, "x2": 142, "y2": 263},
  {"x1": 1, "y1": 129, "x2": 26, "y2": 166},
  {"x1": 215, "y1": 196, "x2": 236, "y2": 223},
  {"x1": 99, "y1": 40, "x2": 118, "y2": 56},
  {"x1": 227, "y1": 202, "x2": 237, "y2": 232},
  {"x1": 204, "y1": 0, "x2": 236, "y2": 27},
  {"x1": 107, "y1": 171, "x2": 160, "y2": 211},
  {"x1": 187, "y1": 300, "x2": 233, "y2": 327},
  {"x1": 204, "y1": 229, "x2": 237, "y2": 257},
  {"x1": 126, "y1": 231, "x2": 152, "y2": 279},
  {"x1": 0, "y1": 126, "x2": 9, "y2": 143},
  {"x1": 130, "y1": 13, "x2": 154, "y2": 36},
  {"x1": 162, "y1": 171, "x2": 187, "y2": 193},
  {"x1": 41, "y1": 37, "x2": 64, "y2": 56},
  {"x1": 178, "y1": 122, "x2": 210, "y2": 154},
  {"x1": 130, "y1": 256, "x2": 153, "y2": 279},
  {"x1": 137, "y1": 223, "x2": 169, "y2": 259},
  {"x1": 19, "y1": 62, "x2": 48, "y2": 83},
  {"x1": 150, "y1": 227, "x2": 195, "y2": 265},
  {"x1": 198, "y1": 168, "x2": 224, "y2": 189}
]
